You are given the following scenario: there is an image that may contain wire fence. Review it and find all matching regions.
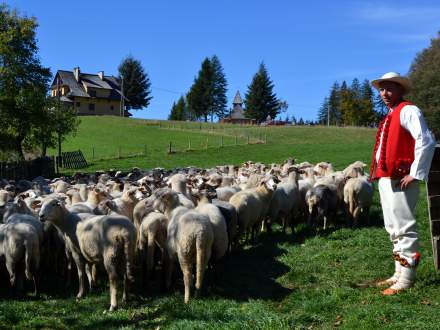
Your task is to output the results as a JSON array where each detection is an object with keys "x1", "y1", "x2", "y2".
[{"x1": 82, "y1": 132, "x2": 267, "y2": 163}]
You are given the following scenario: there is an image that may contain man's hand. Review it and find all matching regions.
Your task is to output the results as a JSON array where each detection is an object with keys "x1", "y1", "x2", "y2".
[{"x1": 398, "y1": 175, "x2": 417, "y2": 190}]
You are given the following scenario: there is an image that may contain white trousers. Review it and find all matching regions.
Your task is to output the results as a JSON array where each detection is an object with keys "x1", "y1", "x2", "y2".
[{"x1": 378, "y1": 177, "x2": 420, "y2": 265}]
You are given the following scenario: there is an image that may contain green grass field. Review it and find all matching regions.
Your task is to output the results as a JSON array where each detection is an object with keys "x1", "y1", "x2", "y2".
[
  {"x1": 52, "y1": 116, "x2": 375, "y2": 174},
  {"x1": 3, "y1": 116, "x2": 439, "y2": 329}
]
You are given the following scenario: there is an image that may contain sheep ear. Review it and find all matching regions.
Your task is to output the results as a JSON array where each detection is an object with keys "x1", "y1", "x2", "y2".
[
  {"x1": 318, "y1": 164, "x2": 328, "y2": 169},
  {"x1": 31, "y1": 200, "x2": 41, "y2": 209}
]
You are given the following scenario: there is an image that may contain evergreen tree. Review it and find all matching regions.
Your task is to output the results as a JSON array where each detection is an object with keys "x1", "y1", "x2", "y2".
[
  {"x1": 244, "y1": 63, "x2": 280, "y2": 122},
  {"x1": 168, "y1": 96, "x2": 187, "y2": 121},
  {"x1": 187, "y1": 58, "x2": 214, "y2": 122},
  {"x1": 168, "y1": 101, "x2": 178, "y2": 120},
  {"x1": 210, "y1": 55, "x2": 228, "y2": 121},
  {"x1": 328, "y1": 82, "x2": 341, "y2": 125},
  {"x1": 0, "y1": 4, "x2": 51, "y2": 159},
  {"x1": 351, "y1": 78, "x2": 362, "y2": 100},
  {"x1": 340, "y1": 81, "x2": 357, "y2": 126},
  {"x1": 359, "y1": 79, "x2": 376, "y2": 126},
  {"x1": 374, "y1": 92, "x2": 387, "y2": 121},
  {"x1": 298, "y1": 117, "x2": 305, "y2": 125},
  {"x1": 408, "y1": 31, "x2": 440, "y2": 137},
  {"x1": 317, "y1": 97, "x2": 329, "y2": 125},
  {"x1": 118, "y1": 55, "x2": 152, "y2": 110},
  {"x1": 291, "y1": 115, "x2": 297, "y2": 125}
]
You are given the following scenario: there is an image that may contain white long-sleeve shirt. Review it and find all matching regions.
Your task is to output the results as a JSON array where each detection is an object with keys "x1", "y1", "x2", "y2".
[{"x1": 375, "y1": 104, "x2": 437, "y2": 181}]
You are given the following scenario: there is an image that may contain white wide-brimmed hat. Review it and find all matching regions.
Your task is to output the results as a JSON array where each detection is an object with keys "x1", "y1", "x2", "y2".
[{"x1": 371, "y1": 72, "x2": 411, "y2": 94}]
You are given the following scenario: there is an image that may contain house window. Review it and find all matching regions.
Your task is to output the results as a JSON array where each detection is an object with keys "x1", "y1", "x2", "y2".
[
  {"x1": 89, "y1": 103, "x2": 95, "y2": 111},
  {"x1": 89, "y1": 90, "x2": 96, "y2": 97},
  {"x1": 110, "y1": 105, "x2": 114, "y2": 110},
  {"x1": 76, "y1": 102, "x2": 80, "y2": 107}
]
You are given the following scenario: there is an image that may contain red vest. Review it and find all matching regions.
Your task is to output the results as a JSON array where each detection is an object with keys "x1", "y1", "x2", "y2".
[{"x1": 370, "y1": 101, "x2": 415, "y2": 180}]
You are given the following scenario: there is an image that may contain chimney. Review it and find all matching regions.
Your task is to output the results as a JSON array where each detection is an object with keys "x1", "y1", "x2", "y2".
[
  {"x1": 73, "y1": 67, "x2": 80, "y2": 82},
  {"x1": 98, "y1": 71, "x2": 104, "y2": 80}
]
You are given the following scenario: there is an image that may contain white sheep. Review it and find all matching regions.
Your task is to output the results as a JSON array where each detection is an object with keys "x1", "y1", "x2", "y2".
[
  {"x1": 0, "y1": 190, "x2": 13, "y2": 220},
  {"x1": 215, "y1": 186, "x2": 241, "y2": 202},
  {"x1": 313, "y1": 162, "x2": 334, "y2": 177},
  {"x1": 343, "y1": 176, "x2": 373, "y2": 226},
  {"x1": 342, "y1": 161, "x2": 367, "y2": 179},
  {"x1": 153, "y1": 189, "x2": 213, "y2": 304},
  {"x1": 266, "y1": 167, "x2": 300, "y2": 233},
  {"x1": 229, "y1": 175, "x2": 279, "y2": 242},
  {"x1": 0, "y1": 221, "x2": 40, "y2": 295},
  {"x1": 196, "y1": 195, "x2": 229, "y2": 261},
  {"x1": 98, "y1": 188, "x2": 139, "y2": 221},
  {"x1": 68, "y1": 187, "x2": 108, "y2": 214},
  {"x1": 39, "y1": 198, "x2": 136, "y2": 311},
  {"x1": 138, "y1": 210, "x2": 168, "y2": 288},
  {"x1": 167, "y1": 174, "x2": 195, "y2": 208}
]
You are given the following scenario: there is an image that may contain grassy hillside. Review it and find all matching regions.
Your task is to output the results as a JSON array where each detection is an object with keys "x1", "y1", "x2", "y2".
[
  {"x1": 5, "y1": 116, "x2": 438, "y2": 329},
  {"x1": 52, "y1": 116, "x2": 376, "y2": 173}
]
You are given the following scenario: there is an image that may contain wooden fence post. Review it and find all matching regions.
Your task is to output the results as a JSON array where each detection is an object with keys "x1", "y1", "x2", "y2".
[
  {"x1": 221, "y1": 136, "x2": 223, "y2": 148},
  {"x1": 188, "y1": 139, "x2": 191, "y2": 151},
  {"x1": 247, "y1": 135, "x2": 250, "y2": 144},
  {"x1": 169, "y1": 141, "x2": 172, "y2": 154},
  {"x1": 265, "y1": 134, "x2": 267, "y2": 144},
  {"x1": 235, "y1": 135, "x2": 238, "y2": 146},
  {"x1": 92, "y1": 147, "x2": 95, "y2": 160},
  {"x1": 206, "y1": 137, "x2": 209, "y2": 150},
  {"x1": 118, "y1": 147, "x2": 121, "y2": 159}
]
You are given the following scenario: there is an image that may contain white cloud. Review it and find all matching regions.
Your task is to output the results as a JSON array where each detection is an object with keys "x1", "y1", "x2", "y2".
[{"x1": 355, "y1": 4, "x2": 440, "y2": 22}]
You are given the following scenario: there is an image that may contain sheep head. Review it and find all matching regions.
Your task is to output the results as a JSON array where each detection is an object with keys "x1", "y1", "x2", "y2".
[
  {"x1": 39, "y1": 198, "x2": 65, "y2": 225},
  {"x1": 260, "y1": 175, "x2": 279, "y2": 192},
  {"x1": 153, "y1": 189, "x2": 179, "y2": 214}
]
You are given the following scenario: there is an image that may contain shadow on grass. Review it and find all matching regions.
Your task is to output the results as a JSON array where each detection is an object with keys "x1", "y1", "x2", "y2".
[{"x1": 210, "y1": 230, "x2": 294, "y2": 301}]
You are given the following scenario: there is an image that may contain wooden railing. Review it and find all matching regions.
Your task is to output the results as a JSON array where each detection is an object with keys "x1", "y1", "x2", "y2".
[
  {"x1": 426, "y1": 144, "x2": 440, "y2": 271},
  {"x1": 58, "y1": 150, "x2": 88, "y2": 169},
  {"x1": 0, "y1": 157, "x2": 55, "y2": 181}
]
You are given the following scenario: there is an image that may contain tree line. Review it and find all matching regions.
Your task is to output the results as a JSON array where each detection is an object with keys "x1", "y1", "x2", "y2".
[
  {"x1": 169, "y1": 61, "x2": 283, "y2": 123},
  {"x1": 317, "y1": 79, "x2": 386, "y2": 127},
  {"x1": 317, "y1": 31, "x2": 440, "y2": 135}
]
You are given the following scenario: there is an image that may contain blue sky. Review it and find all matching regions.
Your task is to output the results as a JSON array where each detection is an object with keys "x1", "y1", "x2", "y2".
[{"x1": 7, "y1": 0, "x2": 440, "y2": 121}]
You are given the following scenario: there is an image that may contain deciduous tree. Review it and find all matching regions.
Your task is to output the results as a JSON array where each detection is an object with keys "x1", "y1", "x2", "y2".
[
  {"x1": 408, "y1": 32, "x2": 440, "y2": 136},
  {"x1": 0, "y1": 4, "x2": 51, "y2": 159}
]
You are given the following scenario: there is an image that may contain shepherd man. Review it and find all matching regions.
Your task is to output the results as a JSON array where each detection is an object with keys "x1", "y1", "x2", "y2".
[{"x1": 369, "y1": 72, "x2": 436, "y2": 295}]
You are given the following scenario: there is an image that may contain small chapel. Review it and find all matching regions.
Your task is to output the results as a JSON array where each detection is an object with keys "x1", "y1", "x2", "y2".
[{"x1": 220, "y1": 91, "x2": 256, "y2": 124}]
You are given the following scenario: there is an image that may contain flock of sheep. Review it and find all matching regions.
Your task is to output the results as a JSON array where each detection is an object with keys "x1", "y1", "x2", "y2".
[{"x1": 0, "y1": 158, "x2": 373, "y2": 311}]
